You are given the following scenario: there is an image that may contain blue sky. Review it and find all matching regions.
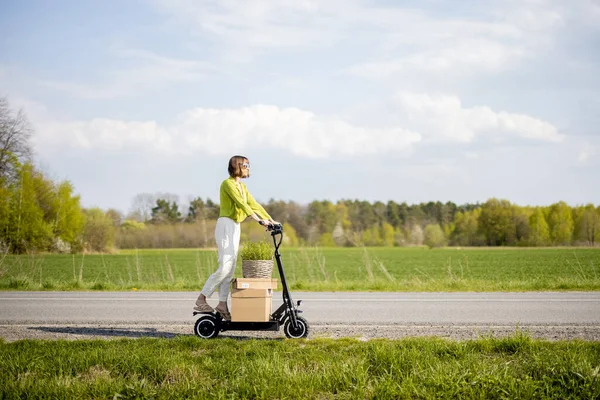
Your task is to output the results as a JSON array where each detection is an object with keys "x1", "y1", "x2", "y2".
[{"x1": 1, "y1": 0, "x2": 599, "y2": 216}]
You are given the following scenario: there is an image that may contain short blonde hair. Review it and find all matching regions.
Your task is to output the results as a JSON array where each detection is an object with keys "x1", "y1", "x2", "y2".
[{"x1": 228, "y1": 155, "x2": 248, "y2": 178}]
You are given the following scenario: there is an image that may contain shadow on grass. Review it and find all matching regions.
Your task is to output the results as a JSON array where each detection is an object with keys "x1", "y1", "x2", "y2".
[{"x1": 28, "y1": 326, "x2": 286, "y2": 341}]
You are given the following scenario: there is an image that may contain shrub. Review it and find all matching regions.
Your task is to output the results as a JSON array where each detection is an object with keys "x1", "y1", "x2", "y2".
[
  {"x1": 318, "y1": 233, "x2": 336, "y2": 247},
  {"x1": 121, "y1": 220, "x2": 146, "y2": 231},
  {"x1": 240, "y1": 241, "x2": 273, "y2": 260},
  {"x1": 424, "y1": 224, "x2": 447, "y2": 248},
  {"x1": 82, "y1": 208, "x2": 115, "y2": 252}
]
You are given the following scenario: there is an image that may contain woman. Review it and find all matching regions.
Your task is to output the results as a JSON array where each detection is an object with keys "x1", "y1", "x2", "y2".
[{"x1": 194, "y1": 155, "x2": 279, "y2": 320}]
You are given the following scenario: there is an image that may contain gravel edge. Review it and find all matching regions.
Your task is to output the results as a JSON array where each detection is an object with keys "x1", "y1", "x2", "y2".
[{"x1": 2, "y1": 323, "x2": 599, "y2": 342}]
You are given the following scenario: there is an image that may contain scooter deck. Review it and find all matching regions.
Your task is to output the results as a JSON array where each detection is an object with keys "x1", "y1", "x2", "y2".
[
  {"x1": 193, "y1": 311, "x2": 280, "y2": 331},
  {"x1": 221, "y1": 320, "x2": 280, "y2": 331}
]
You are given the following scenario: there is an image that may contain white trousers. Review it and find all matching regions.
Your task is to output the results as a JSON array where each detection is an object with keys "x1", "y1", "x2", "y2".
[{"x1": 201, "y1": 217, "x2": 241, "y2": 302}]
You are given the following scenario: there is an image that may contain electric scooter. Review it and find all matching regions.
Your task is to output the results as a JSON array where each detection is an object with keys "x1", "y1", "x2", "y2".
[{"x1": 193, "y1": 223, "x2": 309, "y2": 339}]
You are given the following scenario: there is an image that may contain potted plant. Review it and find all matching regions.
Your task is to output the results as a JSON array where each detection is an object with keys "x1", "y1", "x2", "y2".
[{"x1": 240, "y1": 241, "x2": 274, "y2": 278}]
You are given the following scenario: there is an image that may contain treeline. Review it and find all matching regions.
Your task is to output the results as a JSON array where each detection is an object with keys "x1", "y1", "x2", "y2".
[
  {"x1": 1, "y1": 97, "x2": 598, "y2": 253},
  {"x1": 113, "y1": 197, "x2": 599, "y2": 249},
  {"x1": 275, "y1": 198, "x2": 599, "y2": 247}
]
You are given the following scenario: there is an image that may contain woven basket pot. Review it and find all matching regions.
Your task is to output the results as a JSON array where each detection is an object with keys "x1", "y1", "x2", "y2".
[{"x1": 242, "y1": 259, "x2": 274, "y2": 279}]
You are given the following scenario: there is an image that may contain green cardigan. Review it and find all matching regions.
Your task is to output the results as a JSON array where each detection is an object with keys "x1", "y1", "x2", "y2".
[{"x1": 219, "y1": 177, "x2": 272, "y2": 223}]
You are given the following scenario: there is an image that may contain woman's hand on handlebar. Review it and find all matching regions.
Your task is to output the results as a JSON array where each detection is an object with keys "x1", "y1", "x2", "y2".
[{"x1": 258, "y1": 220, "x2": 282, "y2": 231}]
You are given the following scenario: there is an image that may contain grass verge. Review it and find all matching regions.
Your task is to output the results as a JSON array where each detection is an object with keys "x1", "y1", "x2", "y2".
[
  {"x1": 1, "y1": 247, "x2": 599, "y2": 291},
  {"x1": 1, "y1": 334, "x2": 599, "y2": 399}
]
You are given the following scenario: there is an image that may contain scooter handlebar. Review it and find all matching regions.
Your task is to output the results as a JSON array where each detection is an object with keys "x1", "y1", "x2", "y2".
[{"x1": 259, "y1": 221, "x2": 283, "y2": 232}]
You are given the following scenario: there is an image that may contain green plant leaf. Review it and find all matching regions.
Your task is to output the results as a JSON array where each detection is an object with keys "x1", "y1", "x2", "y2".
[{"x1": 240, "y1": 241, "x2": 273, "y2": 260}]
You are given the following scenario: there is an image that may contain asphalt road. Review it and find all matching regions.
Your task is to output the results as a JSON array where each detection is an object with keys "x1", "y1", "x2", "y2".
[{"x1": 1, "y1": 292, "x2": 599, "y2": 341}]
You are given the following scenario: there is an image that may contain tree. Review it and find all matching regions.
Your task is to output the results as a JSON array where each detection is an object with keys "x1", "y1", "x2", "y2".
[
  {"x1": 318, "y1": 232, "x2": 336, "y2": 247},
  {"x1": 186, "y1": 196, "x2": 209, "y2": 244},
  {"x1": 373, "y1": 201, "x2": 386, "y2": 224},
  {"x1": 130, "y1": 192, "x2": 179, "y2": 222},
  {"x1": 478, "y1": 198, "x2": 515, "y2": 246},
  {"x1": 282, "y1": 223, "x2": 299, "y2": 246},
  {"x1": 204, "y1": 198, "x2": 220, "y2": 220},
  {"x1": 83, "y1": 208, "x2": 115, "y2": 252},
  {"x1": 306, "y1": 200, "x2": 337, "y2": 234},
  {"x1": 361, "y1": 225, "x2": 382, "y2": 246},
  {"x1": 305, "y1": 200, "x2": 324, "y2": 232},
  {"x1": 442, "y1": 201, "x2": 458, "y2": 226},
  {"x1": 574, "y1": 204, "x2": 599, "y2": 246},
  {"x1": 408, "y1": 224, "x2": 424, "y2": 245},
  {"x1": 422, "y1": 201, "x2": 443, "y2": 225},
  {"x1": 512, "y1": 206, "x2": 531, "y2": 245},
  {"x1": 443, "y1": 223, "x2": 455, "y2": 242},
  {"x1": 528, "y1": 207, "x2": 550, "y2": 246},
  {"x1": 264, "y1": 199, "x2": 288, "y2": 223},
  {"x1": 346, "y1": 200, "x2": 377, "y2": 232},
  {"x1": 331, "y1": 202, "x2": 351, "y2": 246},
  {"x1": 286, "y1": 202, "x2": 309, "y2": 242},
  {"x1": 106, "y1": 208, "x2": 123, "y2": 227},
  {"x1": 52, "y1": 181, "x2": 84, "y2": 248},
  {"x1": 424, "y1": 224, "x2": 447, "y2": 248},
  {"x1": 385, "y1": 201, "x2": 402, "y2": 228},
  {"x1": 187, "y1": 197, "x2": 206, "y2": 222},
  {"x1": 381, "y1": 222, "x2": 395, "y2": 247},
  {"x1": 7, "y1": 163, "x2": 53, "y2": 252},
  {"x1": 452, "y1": 209, "x2": 483, "y2": 246},
  {"x1": 0, "y1": 159, "x2": 84, "y2": 253},
  {"x1": 151, "y1": 199, "x2": 182, "y2": 224},
  {"x1": 0, "y1": 97, "x2": 32, "y2": 182},
  {"x1": 394, "y1": 227, "x2": 406, "y2": 246},
  {"x1": 335, "y1": 202, "x2": 351, "y2": 231},
  {"x1": 31, "y1": 168, "x2": 56, "y2": 223},
  {"x1": 331, "y1": 222, "x2": 346, "y2": 246},
  {"x1": 0, "y1": 171, "x2": 13, "y2": 250},
  {"x1": 121, "y1": 219, "x2": 146, "y2": 231},
  {"x1": 547, "y1": 201, "x2": 574, "y2": 245}
]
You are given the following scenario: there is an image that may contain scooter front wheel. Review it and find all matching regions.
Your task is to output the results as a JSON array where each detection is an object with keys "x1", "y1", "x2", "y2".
[
  {"x1": 194, "y1": 315, "x2": 220, "y2": 339},
  {"x1": 283, "y1": 316, "x2": 309, "y2": 339}
]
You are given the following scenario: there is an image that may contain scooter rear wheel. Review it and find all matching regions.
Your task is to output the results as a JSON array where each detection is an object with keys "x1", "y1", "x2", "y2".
[
  {"x1": 194, "y1": 315, "x2": 219, "y2": 339},
  {"x1": 283, "y1": 316, "x2": 309, "y2": 339}
]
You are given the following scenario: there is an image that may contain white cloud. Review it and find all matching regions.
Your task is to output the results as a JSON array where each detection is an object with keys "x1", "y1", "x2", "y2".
[
  {"x1": 151, "y1": 0, "x2": 344, "y2": 62},
  {"x1": 33, "y1": 105, "x2": 422, "y2": 159},
  {"x1": 585, "y1": 0, "x2": 600, "y2": 21},
  {"x1": 149, "y1": 0, "x2": 569, "y2": 82},
  {"x1": 496, "y1": 0, "x2": 564, "y2": 32},
  {"x1": 346, "y1": 1, "x2": 563, "y2": 79},
  {"x1": 393, "y1": 92, "x2": 563, "y2": 143},
  {"x1": 30, "y1": 92, "x2": 562, "y2": 162},
  {"x1": 150, "y1": 0, "x2": 541, "y2": 71},
  {"x1": 40, "y1": 119, "x2": 170, "y2": 151},
  {"x1": 42, "y1": 48, "x2": 213, "y2": 99},
  {"x1": 348, "y1": 38, "x2": 529, "y2": 79}
]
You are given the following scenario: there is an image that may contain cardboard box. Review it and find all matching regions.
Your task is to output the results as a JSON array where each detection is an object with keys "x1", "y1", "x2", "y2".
[
  {"x1": 231, "y1": 288, "x2": 273, "y2": 322},
  {"x1": 232, "y1": 278, "x2": 278, "y2": 290}
]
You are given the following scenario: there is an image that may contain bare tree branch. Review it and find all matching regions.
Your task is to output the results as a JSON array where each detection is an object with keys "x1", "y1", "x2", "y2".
[{"x1": 0, "y1": 97, "x2": 33, "y2": 181}]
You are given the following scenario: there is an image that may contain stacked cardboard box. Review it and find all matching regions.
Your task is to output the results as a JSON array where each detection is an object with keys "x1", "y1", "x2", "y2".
[{"x1": 231, "y1": 278, "x2": 278, "y2": 322}]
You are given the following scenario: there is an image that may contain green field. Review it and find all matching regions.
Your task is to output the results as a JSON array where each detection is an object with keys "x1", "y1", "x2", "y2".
[
  {"x1": 1, "y1": 334, "x2": 599, "y2": 399},
  {"x1": 1, "y1": 247, "x2": 599, "y2": 291}
]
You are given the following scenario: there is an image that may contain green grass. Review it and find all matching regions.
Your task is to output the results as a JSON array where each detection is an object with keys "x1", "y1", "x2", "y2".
[
  {"x1": 0, "y1": 334, "x2": 598, "y2": 399},
  {"x1": 1, "y1": 247, "x2": 599, "y2": 291}
]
